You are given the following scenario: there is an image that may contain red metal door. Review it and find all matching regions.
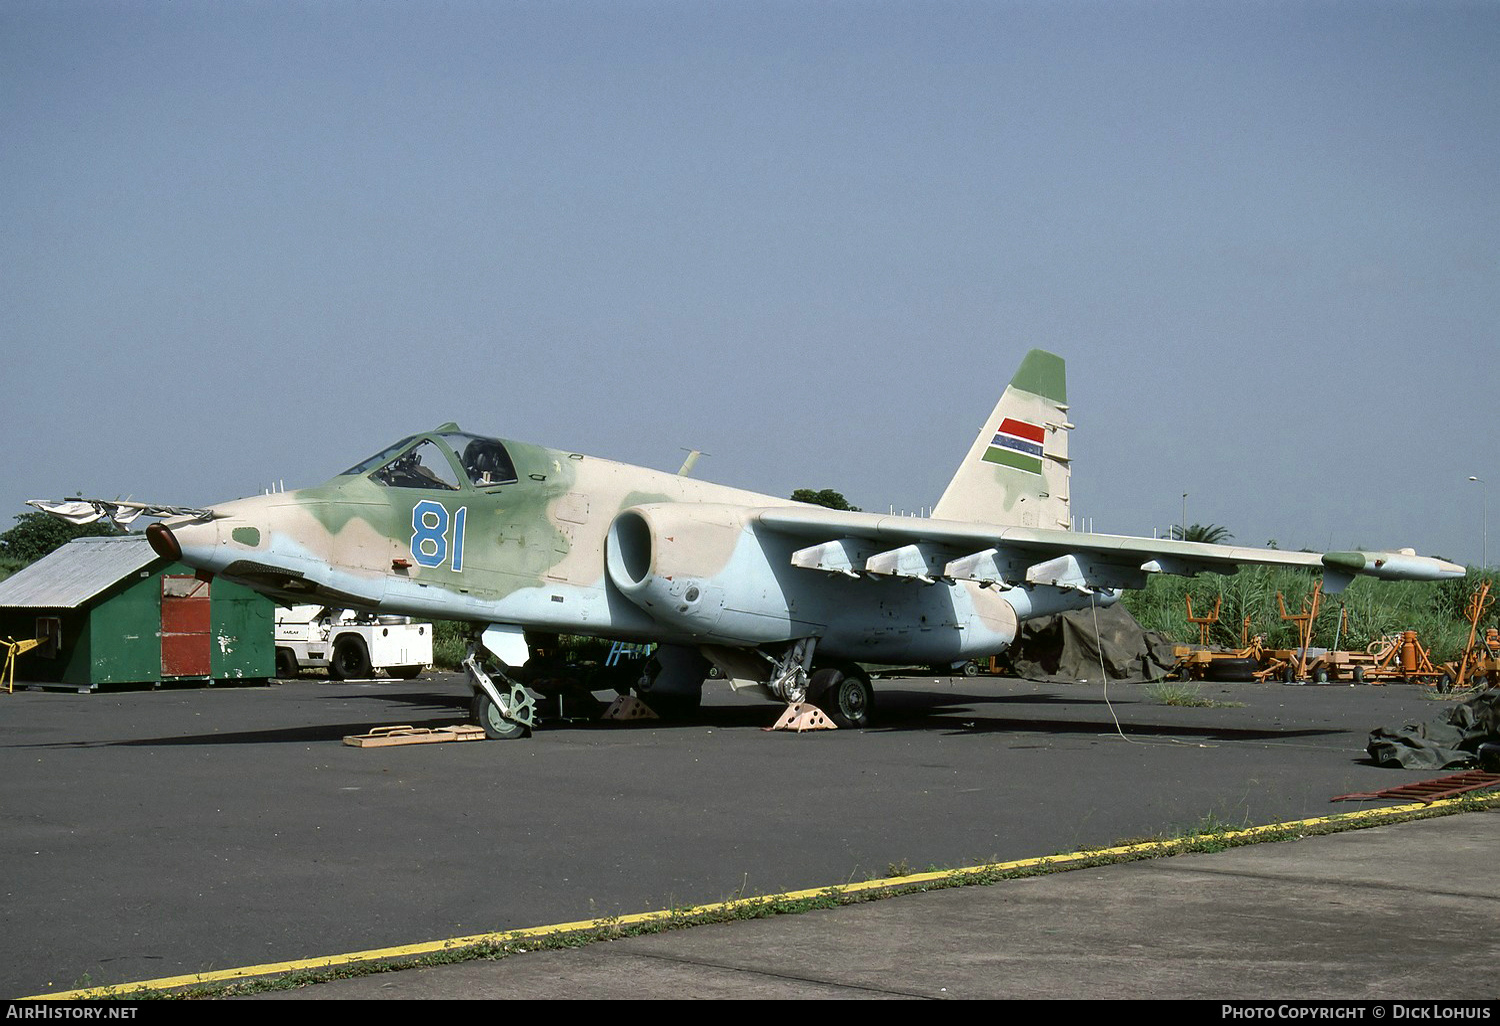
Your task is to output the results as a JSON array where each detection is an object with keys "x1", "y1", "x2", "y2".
[{"x1": 161, "y1": 576, "x2": 211, "y2": 677}]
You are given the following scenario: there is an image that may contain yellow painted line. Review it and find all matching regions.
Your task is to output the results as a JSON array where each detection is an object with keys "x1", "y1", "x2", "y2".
[{"x1": 24, "y1": 797, "x2": 1482, "y2": 1000}]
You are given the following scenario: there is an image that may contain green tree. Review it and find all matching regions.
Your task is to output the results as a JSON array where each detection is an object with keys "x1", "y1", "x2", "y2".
[
  {"x1": 791, "y1": 488, "x2": 861, "y2": 512},
  {"x1": 0, "y1": 511, "x2": 123, "y2": 565},
  {"x1": 1171, "y1": 523, "x2": 1233, "y2": 544}
]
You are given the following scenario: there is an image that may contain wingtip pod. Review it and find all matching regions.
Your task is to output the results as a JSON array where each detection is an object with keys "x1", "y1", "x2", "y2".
[{"x1": 1322, "y1": 550, "x2": 1468, "y2": 582}]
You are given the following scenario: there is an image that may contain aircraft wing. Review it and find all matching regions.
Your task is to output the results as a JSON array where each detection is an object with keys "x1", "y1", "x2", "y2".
[{"x1": 754, "y1": 507, "x2": 1465, "y2": 593}]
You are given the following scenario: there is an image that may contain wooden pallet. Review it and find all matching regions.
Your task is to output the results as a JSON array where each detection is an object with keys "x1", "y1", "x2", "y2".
[{"x1": 343, "y1": 724, "x2": 488, "y2": 748}]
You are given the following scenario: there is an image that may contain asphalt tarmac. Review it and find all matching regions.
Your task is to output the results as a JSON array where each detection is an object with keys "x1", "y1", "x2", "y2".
[
  {"x1": 252, "y1": 810, "x2": 1499, "y2": 1001},
  {"x1": 2, "y1": 671, "x2": 1494, "y2": 1000}
]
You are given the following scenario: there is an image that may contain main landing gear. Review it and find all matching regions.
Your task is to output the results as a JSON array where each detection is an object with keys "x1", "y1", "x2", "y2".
[
  {"x1": 762, "y1": 638, "x2": 875, "y2": 730},
  {"x1": 806, "y1": 664, "x2": 875, "y2": 730},
  {"x1": 462, "y1": 628, "x2": 879, "y2": 738},
  {"x1": 463, "y1": 642, "x2": 538, "y2": 741}
]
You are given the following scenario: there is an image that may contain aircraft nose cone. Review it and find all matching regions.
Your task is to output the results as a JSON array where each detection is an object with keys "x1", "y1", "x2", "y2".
[
  {"x1": 148, "y1": 515, "x2": 226, "y2": 572},
  {"x1": 146, "y1": 522, "x2": 181, "y2": 562}
]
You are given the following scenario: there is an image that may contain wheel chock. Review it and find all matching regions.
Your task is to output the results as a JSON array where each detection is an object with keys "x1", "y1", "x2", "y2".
[
  {"x1": 602, "y1": 694, "x2": 660, "y2": 721},
  {"x1": 768, "y1": 702, "x2": 837, "y2": 732}
]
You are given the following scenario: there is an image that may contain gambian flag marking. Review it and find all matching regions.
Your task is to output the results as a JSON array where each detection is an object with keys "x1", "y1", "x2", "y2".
[{"x1": 981, "y1": 418, "x2": 1045, "y2": 474}]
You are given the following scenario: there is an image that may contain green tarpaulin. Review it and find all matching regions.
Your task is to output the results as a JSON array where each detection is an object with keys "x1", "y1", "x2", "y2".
[
  {"x1": 1368, "y1": 692, "x2": 1500, "y2": 769},
  {"x1": 1007, "y1": 603, "x2": 1178, "y2": 683}
]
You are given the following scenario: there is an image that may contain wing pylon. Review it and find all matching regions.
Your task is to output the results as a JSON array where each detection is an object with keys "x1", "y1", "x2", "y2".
[{"x1": 761, "y1": 507, "x2": 1462, "y2": 595}]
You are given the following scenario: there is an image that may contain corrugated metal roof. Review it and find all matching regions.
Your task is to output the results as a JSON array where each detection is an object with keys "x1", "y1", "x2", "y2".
[{"x1": 0, "y1": 535, "x2": 161, "y2": 609}]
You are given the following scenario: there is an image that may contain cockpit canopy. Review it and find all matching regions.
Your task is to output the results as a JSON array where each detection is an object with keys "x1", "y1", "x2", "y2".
[{"x1": 340, "y1": 430, "x2": 518, "y2": 491}]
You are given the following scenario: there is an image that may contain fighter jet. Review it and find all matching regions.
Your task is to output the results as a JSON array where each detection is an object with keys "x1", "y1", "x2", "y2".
[{"x1": 31, "y1": 350, "x2": 1464, "y2": 738}]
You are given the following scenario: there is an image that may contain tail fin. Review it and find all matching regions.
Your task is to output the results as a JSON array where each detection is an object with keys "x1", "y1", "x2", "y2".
[{"x1": 932, "y1": 349, "x2": 1073, "y2": 529}]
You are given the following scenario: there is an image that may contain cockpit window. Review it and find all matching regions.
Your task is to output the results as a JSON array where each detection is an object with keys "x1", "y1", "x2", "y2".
[
  {"x1": 438, "y1": 432, "x2": 518, "y2": 487},
  {"x1": 371, "y1": 440, "x2": 462, "y2": 491},
  {"x1": 339, "y1": 431, "x2": 517, "y2": 490},
  {"x1": 340, "y1": 436, "x2": 419, "y2": 477}
]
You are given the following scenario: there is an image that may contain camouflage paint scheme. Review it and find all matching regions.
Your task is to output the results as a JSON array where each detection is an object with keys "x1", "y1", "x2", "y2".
[{"x1": 33, "y1": 350, "x2": 1466, "y2": 732}]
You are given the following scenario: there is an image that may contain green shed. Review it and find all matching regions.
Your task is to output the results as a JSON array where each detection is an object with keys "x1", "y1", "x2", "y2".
[{"x1": 0, "y1": 535, "x2": 274, "y2": 691}]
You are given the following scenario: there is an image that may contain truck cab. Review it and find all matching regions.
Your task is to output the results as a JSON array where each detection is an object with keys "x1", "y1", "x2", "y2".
[{"x1": 273, "y1": 605, "x2": 433, "y2": 680}]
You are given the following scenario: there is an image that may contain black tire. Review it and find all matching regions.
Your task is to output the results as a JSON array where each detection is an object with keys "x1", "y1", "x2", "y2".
[
  {"x1": 809, "y1": 666, "x2": 875, "y2": 730},
  {"x1": 387, "y1": 665, "x2": 424, "y2": 680},
  {"x1": 1352, "y1": 667, "x2": 1365, "y2": 684},
  {"x1": 1203, "y1": 657, "x2": 1258, "y2": 682},
  {"x1": 962, "y1": 660, "x2": 979, "y2": 677},
  {"x1": 275, "y1": 648, "x2": 299, "y2": 679},
  {"x1": 329, "y1": 636, "x2": 372, "y2": 681},
  {"x1": 472, "y1": 691, "x2": 529, "y2": 740}
]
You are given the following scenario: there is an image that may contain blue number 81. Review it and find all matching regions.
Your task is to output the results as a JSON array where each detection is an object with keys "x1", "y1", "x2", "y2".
[{"x1": 411, "y1": 500, "x2": 466, "y2": 571}]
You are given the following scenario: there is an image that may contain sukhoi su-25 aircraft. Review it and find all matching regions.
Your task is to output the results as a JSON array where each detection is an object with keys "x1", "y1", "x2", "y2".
[{"x1": 32, "y1": 350, "x2": 1464, "y2": 738}]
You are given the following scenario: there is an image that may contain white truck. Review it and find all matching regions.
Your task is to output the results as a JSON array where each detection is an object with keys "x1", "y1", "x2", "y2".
[{"x1": 274, "y1": 606, "x2": 433, "y2": 680}]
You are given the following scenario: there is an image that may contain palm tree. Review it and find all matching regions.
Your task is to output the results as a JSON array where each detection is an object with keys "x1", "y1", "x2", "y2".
[{"x1": 1172, "y1": 523, "x2": 1234, "y2": 544}]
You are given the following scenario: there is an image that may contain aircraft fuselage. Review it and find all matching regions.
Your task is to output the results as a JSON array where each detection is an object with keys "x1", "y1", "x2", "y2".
[{"x1": 149, "y1": 431, "x2": 1060, "y2": 665}]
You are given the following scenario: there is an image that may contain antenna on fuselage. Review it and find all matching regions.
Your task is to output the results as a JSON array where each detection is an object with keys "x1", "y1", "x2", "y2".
[{"x1": 677, "y1": 449, "x2": 711, "y2": 477}]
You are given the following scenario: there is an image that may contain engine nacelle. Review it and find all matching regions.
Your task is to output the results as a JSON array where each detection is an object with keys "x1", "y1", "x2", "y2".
[{"x1": 606, "y1": 504, "x2": 754, "y2": 636}]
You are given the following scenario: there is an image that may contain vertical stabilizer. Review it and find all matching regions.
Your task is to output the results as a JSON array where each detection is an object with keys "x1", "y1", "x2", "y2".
[{"x1": 932, "y1": 350, "x2": 1072, "y2": 529}]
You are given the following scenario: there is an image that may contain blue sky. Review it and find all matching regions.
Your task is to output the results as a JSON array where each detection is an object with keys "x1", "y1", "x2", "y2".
[{"x1": 4, "y1": 0, "x2": 1496, "y2": 564}]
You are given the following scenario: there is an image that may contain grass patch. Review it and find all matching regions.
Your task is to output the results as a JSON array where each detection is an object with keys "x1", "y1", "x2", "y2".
[
  {"x1": 1146, "y1": 681, "x2": 1245, "y2": 708},
  {"x1": 1114, "y1": 811, "x2": 1250, "y2": 850}
]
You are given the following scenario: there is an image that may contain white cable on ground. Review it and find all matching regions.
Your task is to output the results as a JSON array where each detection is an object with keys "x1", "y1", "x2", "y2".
[{"x1": 1091, "y1": 590, "x2": 1217, "y2": 749}]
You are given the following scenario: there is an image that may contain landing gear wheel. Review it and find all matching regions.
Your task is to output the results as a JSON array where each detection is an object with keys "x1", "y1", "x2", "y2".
[
  {"x1": 809, "y1": 666, "x2": 875, "y2": 730},
  {"x1": 329, "y1": 637, "x2": 372, "y2": 680},
  {"x1": 473, "y1": 690, "x2": 531, "y2": 740},
  {"x1": 275, "y1": 648, "x2": 299, "y2": 679}
]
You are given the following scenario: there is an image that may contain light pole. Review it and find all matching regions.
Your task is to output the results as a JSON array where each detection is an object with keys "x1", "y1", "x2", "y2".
[
  {"x1": 1181, "y1": 493, "x2": 1188, "y2": 541},
  {"x1": 1470, "y1": 476, "x2": 1488, "y2": 568}
]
